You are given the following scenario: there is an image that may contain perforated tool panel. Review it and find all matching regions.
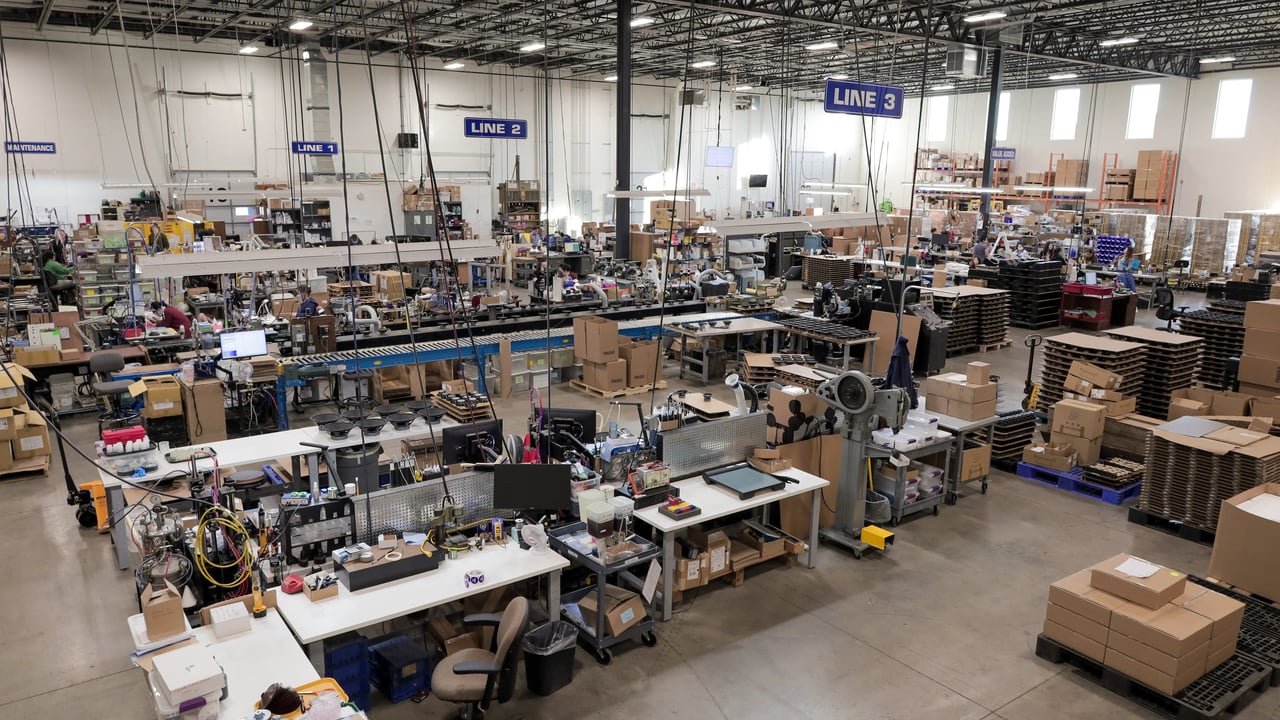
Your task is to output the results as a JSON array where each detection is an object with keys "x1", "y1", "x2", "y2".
[
  {"x1": 660, "y1": 413, "x2": 767, "y2": 479},
  {"x1": 352, "y1": 470, "x2": 495, "y2": 543}
]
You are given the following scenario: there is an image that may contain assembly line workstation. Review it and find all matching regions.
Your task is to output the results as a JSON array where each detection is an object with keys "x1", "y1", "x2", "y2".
[{"x1": 664, "y1": 316, "x2": 785, "y2": 385}]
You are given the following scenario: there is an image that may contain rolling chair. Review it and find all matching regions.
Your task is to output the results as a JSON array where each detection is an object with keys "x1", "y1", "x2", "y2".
[
  {"x1": 1152, "y1": 286, "x2": 1190, "y2": 331},
  {"x1": 89, "y1": 351, "x2": 138, "y2": 432},
  {"x1": 430, "y1": 596, "x2": 530, "y2": 719},
  {"x1": 43, "y1": 269, "x2": 76, "y2": 307}
]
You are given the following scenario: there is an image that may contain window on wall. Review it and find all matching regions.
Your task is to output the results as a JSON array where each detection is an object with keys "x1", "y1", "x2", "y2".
[
  {"x1": 1050, "y1": 88, "x2": 1081, "y2": 141},
  {"x1": 995, "y1": 91, "x2": 1011, "y2": 142},
  {"x1": 1212, "y1": 78, "x2": 1253, "y2": 139},
  {"x1": 1126, "y1": 84, "x2": 1160, "y2": 139},
  {"x1": 925, "y1": 95, "x2": 949, "y2": 142}
]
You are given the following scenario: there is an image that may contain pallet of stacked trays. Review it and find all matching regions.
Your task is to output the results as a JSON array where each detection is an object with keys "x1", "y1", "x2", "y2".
[
  {"x1": 991, "y1": 409, "x2": 1038, "y2": 470},
  {"x1": 976, "y1": 289, "x2": 1011, "y2": 349},
  {"x1": 1177, "y1": 302, "x2": 1245, "y2": 389},
  {"x1": 1104, "y1": 326, "x2": 1204, "y2": 420},
  {"x1": 741, "y1": 353, "x2": 778, "y2": 385},
  {"x1": 1000, "y1": 261, "x2": 1063, "y2": 329},
  {"x1": 932, "y1": 285, "x2": 1007, "y2": 356},
  {"x1": 1036, "y1": 332, "x2": 1146, "y2": 414},
  {"x1": 801, "y1": 255, "x2": 858, "y2": 288}
]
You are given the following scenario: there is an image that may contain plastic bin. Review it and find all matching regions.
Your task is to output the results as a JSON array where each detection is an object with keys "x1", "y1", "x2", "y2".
[
  {"x1": 865, "y1": 491, "x2": 891, "y2": 524},
  {"x1": 368, "y1": 634, "x2": 432, "y2": 703},
  {"x1": 522, "y1": 621, "x2": 578, "y2": 696}
]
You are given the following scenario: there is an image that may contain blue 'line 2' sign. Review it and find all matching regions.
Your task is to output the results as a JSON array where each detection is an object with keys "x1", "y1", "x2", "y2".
[
  {"x1": 291, "y1": 141, "x2": 338, "y2": 155},
  {"x1": 464, "y1": 117, "x2": 528, "y2": 139},
  {"x1": 992, "y1": 147, "x2": 1016, "y2": 161},
  {"x1": 823, "y1": 79, "x2": 904, "y2": 119},
  {"x1": 5, "y1": 141, "x2": 56, "y2": 154}
]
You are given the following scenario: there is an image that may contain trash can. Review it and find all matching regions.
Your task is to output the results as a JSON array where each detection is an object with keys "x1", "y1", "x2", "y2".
[{"x1": 522, "y1": 621, "x2": 578, "y2": 696}]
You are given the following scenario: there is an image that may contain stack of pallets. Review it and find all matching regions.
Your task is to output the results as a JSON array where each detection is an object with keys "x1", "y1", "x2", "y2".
[
  {"x1": 1177, "y1": 302, "x2": 1246, "y2": 389},
  {"x1": 931, "y1": 286, "x2": 1010, "y2": 356},
  {"x1": 999, "y1": 261, "x2": 1064, "y2": 330},
  {"x1": 991, "y1": 410, "x2": 1038, "y2": 469},
  {"x1": 1084, "y1": 458, "x2": 1145, "y2": 490},
  {"x1": 801, "y1": 256, "x2": 857, "y2": 288},
  {"x1": 1036, "y1": 333, "x2": 1146, "y2": 414},
  {"x1": 1104, "y1": 326, "x2": 1203, "y2": 420}
]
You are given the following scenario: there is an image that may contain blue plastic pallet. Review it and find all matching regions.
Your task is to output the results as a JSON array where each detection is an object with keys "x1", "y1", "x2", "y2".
[{"x1": 1016, "y1": 462, "x2": 1142, "y2": 505}]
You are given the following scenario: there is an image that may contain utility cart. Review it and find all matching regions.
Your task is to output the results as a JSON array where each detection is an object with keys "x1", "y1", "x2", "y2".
[{"x1": 549, "y1": 521, "x2": 659, "y2": 665}]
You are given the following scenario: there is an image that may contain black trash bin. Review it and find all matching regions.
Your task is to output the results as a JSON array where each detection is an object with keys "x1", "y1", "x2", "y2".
[{"x1": 522, "y1": 621, "x2": 578, "y2": 696}]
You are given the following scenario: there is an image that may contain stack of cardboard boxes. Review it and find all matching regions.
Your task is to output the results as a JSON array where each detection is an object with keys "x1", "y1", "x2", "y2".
[
  {"x1": 1167, "y1": 387, "x2": 1253, "y2": 420},
  {"x1": 1044, "y1": 554, "x2": 1244, "y2": 695},
  {"x1": 1104, "y1": 169, "x2": 1136, "y2": 200},
  {"x1": 1061, "y1": 361, "x2": 1138, "y2": 418},
  {"x1": 573, "y1": 317, "x2": 625, "y2": 392},
  {"x1": 1049, "y1": 399, "x2": 1107, "y2": 466},
  {"x1": 649, "y1": 200, "x2": 699, "y2": 231},
  {"x1": 1134, "y1": 150, "x2": 1176, "y2": 201},
  {"x1": 1056, "y1": 158, "x2": 1090, "y2": 187},
  {"x1": 0, "y1": 363, "x2": 50, "y2": 472},
  {"x1": 923, "y1": 362, "x2": 997, "y2": 421},
  {"x1": 370, "y1": 271, "x2": 412, "y2": 301},
  {"x1": 1238, "y1": 299, "x2": 1280, "y2": 402}
]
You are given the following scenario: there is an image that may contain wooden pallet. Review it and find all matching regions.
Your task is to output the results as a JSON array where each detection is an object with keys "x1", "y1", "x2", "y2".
[
  {"x1": 430, "y1": 394, "x2": 494, "y2": 422},
  {"x1": 569, "y1": 380, "x2": 667, "y2": 399},
  {"x1": 0, "y1": 455, "x2": 50, "y2": 480},
  {"x1": 978, "y1": 338, "x2": 1012, "y2": 352}
]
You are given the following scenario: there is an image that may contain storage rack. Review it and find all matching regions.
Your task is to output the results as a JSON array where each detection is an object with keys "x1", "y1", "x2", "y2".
[
  {"x1": 301, "y1": 199, "x2": 332, "y2": 243},
  {"x1": 1104, "y1": 326, "x2": 1203, "y2": 420},
  {"x1": 1036, "y1": 332, "x2": 1146, "y2": 414},
  {"x1": 1059, "y1": 282, "x2": 1115, "y2": 332},
  {"x1": 1176, "y1": 303, "x2": 1245, "y2": 390},
  {"x1": 724, "y1": 234, "x2": 767, "y2": 291},
  {"x1": 77, "y1": 251, "x2": 158, "y2": 318},
  {"x1": 499, "y1": 180, "x2": 541, "y2": 233},
  {"x1": 998, "y1": 261, "x2": 1063, "y2": 329}
]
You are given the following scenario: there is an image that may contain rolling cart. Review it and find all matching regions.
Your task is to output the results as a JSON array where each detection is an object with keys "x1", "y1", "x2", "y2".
[{"x1": 549, "y1": 521, "x2": 659, "y2": 665}]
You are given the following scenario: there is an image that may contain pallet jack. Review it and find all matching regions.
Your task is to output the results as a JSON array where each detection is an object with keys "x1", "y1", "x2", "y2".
[{"x1": 1022, "y1": 334, "x2": 1044, "y2": 411}]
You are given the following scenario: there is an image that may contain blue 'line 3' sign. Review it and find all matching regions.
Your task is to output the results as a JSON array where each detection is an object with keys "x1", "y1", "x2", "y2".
[
  {"x1": 5, "y1": 141, "x2": 56, "y2": 154},
  {"x1": 464, "y1": 117, "x2": 528, "y2": 139},
  {"x1": 823, "y1": 80, "x2": 904, "y2": 119},
  {"x1": 291, "y1": 141, "x2": 338, "y2": 155}
]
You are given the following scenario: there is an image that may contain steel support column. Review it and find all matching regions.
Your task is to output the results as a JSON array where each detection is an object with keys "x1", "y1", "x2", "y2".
[
  {"x1": 979, "y1": 47, "x2": 1004, "y2": 239},
  {"x1": 615, "y1": 0, "x2": 632, "y2": 254}
]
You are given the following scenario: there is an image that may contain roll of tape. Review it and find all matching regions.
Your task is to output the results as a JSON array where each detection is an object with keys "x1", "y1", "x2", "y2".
[{"x1": 464, "y1": 569, "x2": 485, "y2": 589}]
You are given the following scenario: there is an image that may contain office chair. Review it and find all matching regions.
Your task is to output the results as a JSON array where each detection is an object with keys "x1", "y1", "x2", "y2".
[
  {"x1": 43, "y1": 269, "x2": 76, "y2": 307},
  {"x1": 1152, "y1": 287, "x2": 1190, "y2": 331},
  {"x1": 430, "y1": 596, "x2": 530, "y2": 719},
  {"x1": 89, "y1": 351, "x2": 138, "y2": 432}
]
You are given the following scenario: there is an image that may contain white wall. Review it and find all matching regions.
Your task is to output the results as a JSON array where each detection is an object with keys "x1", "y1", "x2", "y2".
[{"x1": 3, "y1": 26, "x2": 1279, "y2": 237}]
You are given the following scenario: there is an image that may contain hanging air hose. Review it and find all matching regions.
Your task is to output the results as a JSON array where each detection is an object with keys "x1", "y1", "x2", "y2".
[{"x1": 193, "y1": 505, "x2": 254, "y2": 591}]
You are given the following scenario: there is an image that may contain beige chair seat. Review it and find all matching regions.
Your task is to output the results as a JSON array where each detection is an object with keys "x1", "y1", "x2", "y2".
[{"x1": 432, "y1": 648, "x2": 496, "y2": 701}]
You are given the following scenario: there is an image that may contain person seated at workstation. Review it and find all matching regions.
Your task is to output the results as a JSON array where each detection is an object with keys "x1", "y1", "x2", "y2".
[
  {"x1": 149, "y1": 300, "x2": 193, "y2": 339},
  {"x1": 297, "y1": 286, "x2": 322, "y2": 317},
  {"x1": 42, "y1": 250, "x2": 75, "y2": 292},
  {"x1": 1114, "y1": 243, "x2": 1138, "y2": 293}
]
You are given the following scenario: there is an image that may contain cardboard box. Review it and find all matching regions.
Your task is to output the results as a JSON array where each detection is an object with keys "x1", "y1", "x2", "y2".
[
  {"x1": 672, "y1": 553, "x2": 709, "y2": 591},
  {"x1": 578, "y1": 584, "x2": 646, "y2": 637},
  {"x1": 1051, "y1": 399, "x2": 1108, "y2": 439},
  {"x1": 618, "y1": 339, "x2": 659, "y2": 388},
  {"x1": 0, "y1": 407, "x2": 17, "y2": 441},
  {"x1": 1110, "y1": 602, "x2": 1213, "y2": 658},
  {"x1": 12, "y1": 346, "x2": 59, "y2": 366},
  {"x1": 28, "y1": 310, "x2": 82, "y2": 350},
  {"x1": 141, "y1": 581, "x2": 186, "y2": 640},
  {"x1": 966, "y1": 361, "x2": 991, "y2": 385},
  {"x1": 766, "y1": 390, "x2": 831, "y2": 445},
  {"x1": 179, "y1": 377, "x2": 226, "y2": 444},
  {"x1": 581, "y1": 359, "x2": 627, "y2": 392},
  {"x1": 1239, "y1": 355, "x2": 1280, "y2": 389},
  {"x1": 1023, "y1": 440, "x2": 1078, "y2": 472},
  {"x1": 1090, "y1": 395, "x2": 1139, "y2": 417},
  {"x1": 1046, "y1": 602, "x2": 1109, "y2": 645},
  {"x1": 924, "y1": 372, "x2": 998, "y2": 405},
  {"x1": 1045, "y1": 619, "x2": 1106, "y2": 662},
  {"x1": 572, "y1": 316, "x2": 619, "y2": 363},
  {"x1": 1090, "y1": 554, "x2": 1188, "y2": 609},
  {"x1": 1064, "y1": 374, "x2": 1093, "y2": 396},
  {"x1": 141, "y1": 376, "x2": 183, "y2": 418},
  {"x1": 1050, "y1": 431, "x2": 1101, "y2": 466},
  {"x1": 739, "y1": 524, "x2": 786, "y2": 561},
  {"x1": 1103, "y1": 646, "x2": 1204, "y2": 696},
  {"x1": 687, "y1": 528, "x2": 731, "y2": 579},
  {"x1": 151, "y1": 644, "x2": 224, "y2": 705},
  {"x1": 1070, "y1": 360, "x2": 1123, "y2": 390},
  {"x1": 13, "y1": 412, "x2": 48, "y2": 459},
  {"x1": 1048, "y1": 570, "x2": 1128, "y2": 626},
  {"x1": 1176, "y1": 586, "x2": 1245, "y2": 654},
  {"x1": 1106, "y1": 630, "x2": 1208, "y2": 679},
  {"x1": 729, "y1": 538, "x2": 760, "y2": 570},
  {"x1": 1208, "y1": 484, "x2": 1280, "y2": 602},
  {"x1": 1249, "y1": 395, "x2": 1280, "y2": 420},
  {"x1": 958, "y1": 441, "x2": 991, "y2": 482},
  {"x1": 1244, "y1": 299, "x2": 1280, "y2": 330},
  {"x1": 1211, "y1": 391, "x2": 1253, "y2": 416},
  {"x1": 1169, "y1": 388, "x2": 1213, "y2": 419},
  {"x1": 302, "y1": 574, "x2": 339, "y2": 602},
  {"x1": 747, "y1": 456, "x2": 793, "y2": 473},
  {"x1": 1243, "y1": 328, "x2": 1280, "y2": 361},
  {"x1": 371, "y1": 270, "x2": 412, "y2": 298}
]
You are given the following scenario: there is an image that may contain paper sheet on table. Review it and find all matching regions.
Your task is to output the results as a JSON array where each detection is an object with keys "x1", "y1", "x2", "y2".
[
  {"x1": 1115, "y1": 557, "x2": 1160, "y2": 578},
  {"x1": 1238, "y1": 494, "x2": 1280, "y2": 522},
  {"x1": 404, "y1": 532, "x2": 428, "y2": 546}
]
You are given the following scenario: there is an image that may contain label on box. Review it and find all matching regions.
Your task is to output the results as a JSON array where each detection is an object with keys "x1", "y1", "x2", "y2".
[
  {"x1": 619, "y1": 607, "x2": 636, "y2": 624},
  {"x1": 709, "y1": 546, "x2": 727, "y2": 574},
  {"x1": 686, "y1": 562, "x2": 700, "y2": 581},
  {"x1": 0, "y1": 388, "x2": 16, "y2": 399},
  {"x1": 153, "y1": 402, "x2": 175, "y2": 410},
  {"x1": 1116, "y1": 557, "x2": 1160, "y2": 578},
  {"x1": 19, "y1": 436, "x2": 44, "y2": 451}
]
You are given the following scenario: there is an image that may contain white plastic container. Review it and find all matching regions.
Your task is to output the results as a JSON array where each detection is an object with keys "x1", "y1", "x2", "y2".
[
  {"x1": 585, "y1": 501, "x2": 615, "y2": 538},
  {"x1": 871, "y1": 429, "x2": 920, "y2": 452},
  {"x1": 148, "y1": 671, "x2": 220, "y2": 720},
  {"x1": 608, "y1": 496, "x2": 635, "y2": 519}
]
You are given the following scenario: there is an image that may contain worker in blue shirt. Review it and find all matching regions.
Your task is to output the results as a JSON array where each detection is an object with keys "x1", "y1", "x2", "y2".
[{"x1": 297, "y1": 286, "x2": 321, "y2": 317}]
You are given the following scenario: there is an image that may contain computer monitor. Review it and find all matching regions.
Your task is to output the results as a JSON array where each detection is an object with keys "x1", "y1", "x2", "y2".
[
  {"x1": 705, "y1": 146, "x2": 735, "y2": 168},
  {"x1": 493, "y1": 463, "x2": 572, "y2": 512},
  {"x1": 748, "y1": 174, "x2": 768, "y2": 188},
  {"x1": 219, "y1": 329, "x2": 268, "y2": 358},
  {"x1": 441, "y1": 419, "x2": 504, "y2": 465},
  {"x1": 533, "y1": 407, "x2": 597, "y2": 461}
]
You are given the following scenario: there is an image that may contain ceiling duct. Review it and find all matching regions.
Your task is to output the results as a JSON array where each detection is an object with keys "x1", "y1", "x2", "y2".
[
  {"x1": 303, "y1": 43, "x2": 336, "y2": 178},
  {"x1": 945, "y1": 43, "x2": 989, "y2": 78}
]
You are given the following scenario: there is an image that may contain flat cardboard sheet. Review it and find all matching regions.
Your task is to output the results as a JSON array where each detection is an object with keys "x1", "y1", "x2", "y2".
[
  {"x1": 868, "y1": 310, "x2": 921, "y2": 376},
  {"x1": 1159, "y1": 416, "x2": 1228, "y2": 438},
  {"x1": 1238, "y1": 494, "x2": 1280, "y2": 522}
]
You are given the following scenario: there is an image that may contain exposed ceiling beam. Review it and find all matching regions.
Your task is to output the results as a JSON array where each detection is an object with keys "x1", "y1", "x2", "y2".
[
  {"x1": 91, "y1": 0, "x2": 121, "y2": 35},
  {"x1": 36, "y1": 0, "x2": 55, "y2": 31}
]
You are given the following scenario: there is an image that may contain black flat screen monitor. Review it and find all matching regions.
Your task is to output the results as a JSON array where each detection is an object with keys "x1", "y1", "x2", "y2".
[
  {"x1": 493, "y1": 463, "x2": 573, "y2": 511},
  {"x1": 441, "y1": 419, "x2": 504, "y2": 465},
  {"x1": 533, "y1": 407, "x2": 597, "y2": 461},
  {"x1": 748, "y1": 174, "x2": 768, "y2": 188}
]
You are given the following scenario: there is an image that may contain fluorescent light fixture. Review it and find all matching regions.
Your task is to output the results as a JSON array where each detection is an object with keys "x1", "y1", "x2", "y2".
[
  {"x1": 607, "y1": 189, "x2": 712, "y2": 198},
  {"x1": 301, "y1": 49, "x2": 311, "y2": 61},
  {"x1": 1200, "y1": 56, "x2": 1237, "y2": 64},
  {"x1": 931, "y1": 84, "x2": 956, "y2": 91},
  {"x1": 735, "y1": 84, "x2": 753, "y2": 91},
  {"x1": 805, "y1": 41, "x2": 839, "y2": 51},
  {"x1": 827, "y1": 73, "x2": 849, "y2": 80},
  {"x1": 800, "y1": 190, "x2": 854, "y2": 197},
  {"x1": 443, "y1": 61, "x2": 465, "y2": 70},
  {"x1": 630, "y1": 17, "x2": 656, "y2": 27},
  {"x1": 1048, "y1": 72, "x2": 1078, "y2": 80},
  {"x1": 803, "y1": 182, "x2": 868, "y2": 190},
  {"x1": 288, "y1": 19, "x2": 313, "y2": 31},
  {"x1": 604, "y1": 75, "x2": 618, "y2": 82},
  {"x1": 964, "y1": 10, "x2": 1007, "y2": 22},
  {"x1": 904, "y1": 182, "x2": 1000, "y2": 194},
  {"x1": 691, "y1": 60, "x2": 716, "y2": 68},
  {"x1": 1100, "y1": 36, "x2": 1139, "y2": 47},
  {"x1": 238, "y1": 44, "x2": 260, "y2": 55},
  {"x1": 519, "y1": 42, "x2": 546, "y2": 53},
  {"x1": 1014, "y1": 185, "x2": 1094, "y2": 193}
]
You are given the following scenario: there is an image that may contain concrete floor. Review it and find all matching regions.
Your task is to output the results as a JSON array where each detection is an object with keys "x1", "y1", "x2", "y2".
[{"x1": 7, "y1": 287, "x2": 1278, "y2": 720}]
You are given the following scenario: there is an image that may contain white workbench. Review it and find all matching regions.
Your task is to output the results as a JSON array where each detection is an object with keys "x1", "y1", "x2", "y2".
[
  {"x1": 102, "y1": 418, "x2": 461, "y2": 569},
  {"x1": 194, "y1": 609, "x2": 320, "y2": 719},
  {"x1": 275, "y1": 543, "x2": 569, "y2": 646},
  {"x1": 633, "y1": 466, "x2": 829, "y2": 621},
  {"x1": 664, "y1": 317, "x2": 784, "y2": 385}
]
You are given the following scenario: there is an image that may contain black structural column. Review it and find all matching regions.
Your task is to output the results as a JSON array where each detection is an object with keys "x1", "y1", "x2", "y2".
[
  {"x1": 979, "y1": 47, "x2": 1004, "y2": 239},
  {"x1": 616, "y1": 0, "x2": 632, "y2": 255}
]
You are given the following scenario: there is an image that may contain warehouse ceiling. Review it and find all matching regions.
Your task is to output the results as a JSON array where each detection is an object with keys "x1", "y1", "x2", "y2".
[{"x1": 3, "y1": 0, "x2": 1278, "y2": 93}]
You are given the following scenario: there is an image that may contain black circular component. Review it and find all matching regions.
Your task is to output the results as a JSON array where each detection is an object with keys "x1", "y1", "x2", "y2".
[
  {"x1": 836, "y1": 374, "x2": 870, "y2": 412},
  {"x1": 360, "y1": 417, "x2": 387, "y2": 435},
  {"x1": 323, "y1": 420, "x2": 355, "y2": 439},
  {"x1": 341, "y1": 408, "x2": 366, "y2": 422},
  {"x1": 311, "y1": 412, "x2": 340, "y2": 426},
  {"x1": 387, "y1": 412, "x2": 417, "y2": 430},
  {"x1": 375, "y1": 404, "x2": 404, "y2": 417},
  {"x1": 228, "y1": 470, "x2": 266, "y2": 488},
  {"x1": 404, "y1": 399, "x2": 435, "y2": 412},
  {"x1": 416, "y1": 406, "x2": 447, "y2": 423}
]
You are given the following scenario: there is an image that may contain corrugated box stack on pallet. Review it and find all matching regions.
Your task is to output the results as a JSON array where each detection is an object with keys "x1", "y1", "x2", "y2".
[
  {"x1": 1237, "y1": 299, "x2": 1280, "y2": 401},
  {"x1": 1134, "y1": 150, "x2": 1177, "y2": 201},
  {"x1": 1140, "y1": 416, "x2": 1280, "y2": 535},
  {"x1": 1150, "y1": 216, "x2": 1191, "y2": 268},
  {"x1": 1036, "y1": 333, "x2": 1145, "y2": 414},
  {"x1": 1104, "y1": 327, "x2": 1203, "y2": 420},
  {"x1": 801, "y1": 255, "x2": 857, "y2": 287},
  {"x1": 1178, "y1": 302, "x2": 1246, "y2": 389},
  {"x1": 0, "y1": 363, "x2": 51, "y2": 476},
  {"x1": 1104, "y1": 169, "x2": 1136, "y2": 201},
  {"x1": 1191, "y1": 218, "x2": 1231, "y2": 275},
  {"x1": 1056, "y1": 158, "x2": 1090, "y2": 186},
  {"x1": 1042, "y1": 554, "x2": 1243, "y2": 696},
  {"x1": 1224, "y1": 211, "x2": 1280, "y2": 265}
]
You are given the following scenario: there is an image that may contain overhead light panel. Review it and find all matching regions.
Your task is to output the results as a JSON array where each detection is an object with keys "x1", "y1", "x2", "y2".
[
  {"x1": 1048, "y1": 73, "x2": 1078, "y2": 80},
  {"x1": 691, "y1": 60, "x2": 716, "y2": 68},
  {"x1": 801, "y1": 190, "x2": 854, "y2": 197},
  {"x1": 735, "y1": 84, "x2": 753, "y2": 91},
  {"x1": 805, "y1": 41, "x2": 839, "y2": 51},
  {"x1": 238, "y1": 44, "x2": 260, "y2": 55},
  {"x1": 804, "y1": 182, "x2": 868, "y2": 190},
  {"x1": 1099, "y1": 36, "x2": 1139, "y2": 47},
  {"x1": 964, "y1": 10, "x2": 1007, "y2": 22},
  {"x1": 1014, "y1": 185, "x2": 1094, "y2": 194},
  {"x1": 827, "y1": 73, "x2": 849, "y2": 80},
  {"x1": 604, "y1": 75, "x2": 618, "y2": 82},
  {"x1": 1200, "y1": 56, "x2": 1236, "y2": 64},
  {"x1": 288, "y1": 19, "x2": 313, "y2": 31},
  {"x1": 301, "y1": 49, "x2": 311, "y2": 61},
  {"x1": 519, "y1": 42, "x2": 546, "y2": 53},
  {"x1": 630, "y1": 17, "x2": 656, "y2": 27},
  {"x1": 931, "y1": 84, "x2": 956, "y2": 91},
  {"x1": 443, "y1": 61, "x2": 465, "y2": 70}
]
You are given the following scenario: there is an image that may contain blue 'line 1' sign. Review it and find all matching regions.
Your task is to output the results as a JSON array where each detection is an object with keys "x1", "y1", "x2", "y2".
[
  {"x1": 464, "y1": 117, "x2": 528, "y2": 139},
  {"x1": 823, "y1": 79, "x2": 904, "y2": 119},
  {"x1": 291, "y1": 141, "x2": 338, "y2": 155},
  {"x1": 992, "y1": 147, "x2": 1016, "y2": 161},
  {"x1": 5, "y1": 141, "x2": 56, "y2": 154}
]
